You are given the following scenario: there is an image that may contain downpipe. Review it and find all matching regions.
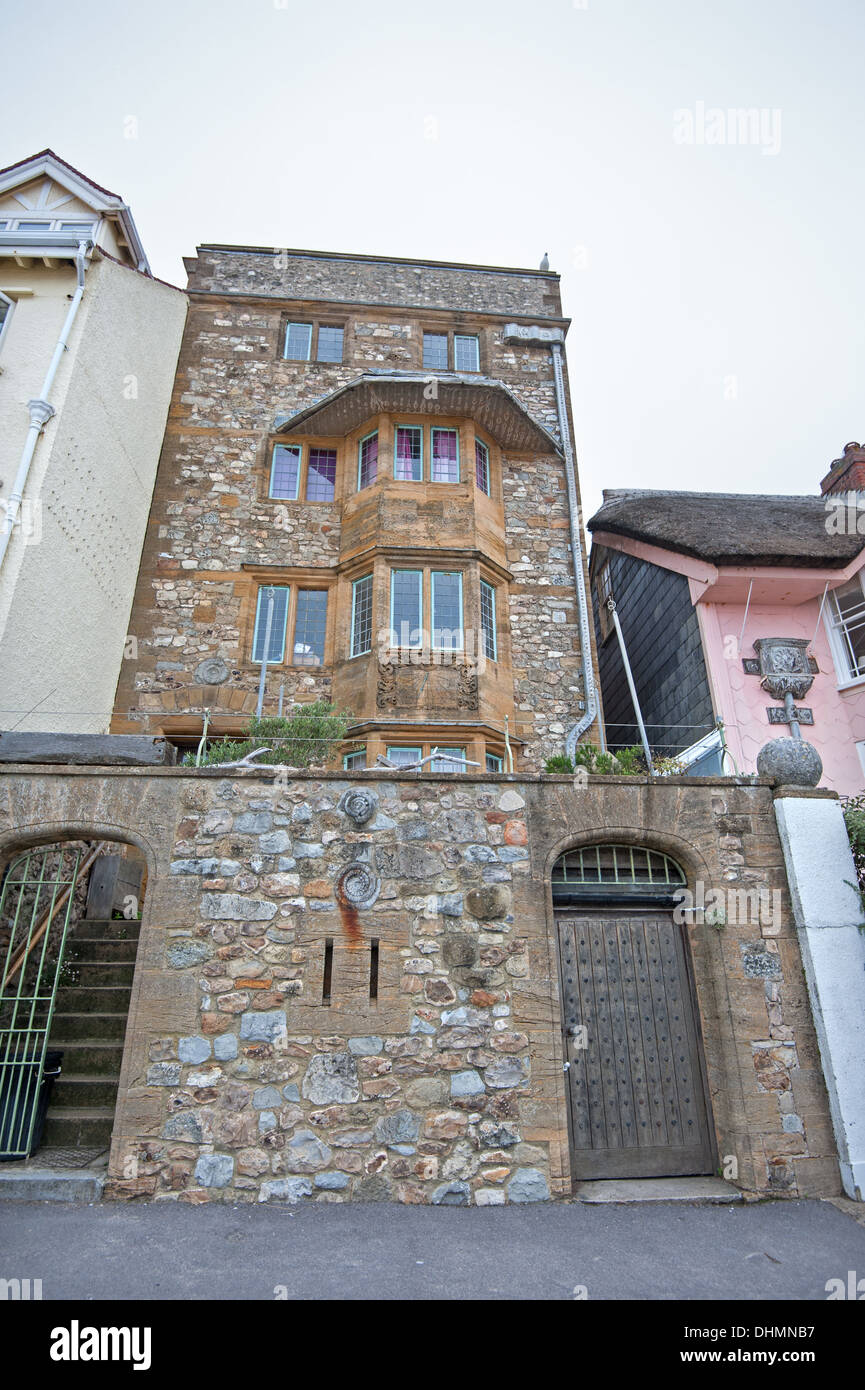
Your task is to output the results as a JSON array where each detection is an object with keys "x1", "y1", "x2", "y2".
[
  {"x1": 0, "y1": 240, "x2": 90, "y2": 573},
  {"x1": 548, "y1": 341, "x2": 602, "y2": 758}
]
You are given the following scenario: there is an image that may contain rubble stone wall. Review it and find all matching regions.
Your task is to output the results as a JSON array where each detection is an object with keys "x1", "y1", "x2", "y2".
[{"x1": 0, "y1": 767, "x2": 839, "y2": 1204}]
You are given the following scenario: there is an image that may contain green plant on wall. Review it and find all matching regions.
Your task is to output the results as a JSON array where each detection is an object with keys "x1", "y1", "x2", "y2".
[
  {"x1": 842, "y1": 793, "x2": 865, "y2": 916},
  {"x1": 543, "y1": 754, "x2": 575, "y2": 774},
  {"x1": 183, "y1": 703, "x2": 354, "y2": 769}
]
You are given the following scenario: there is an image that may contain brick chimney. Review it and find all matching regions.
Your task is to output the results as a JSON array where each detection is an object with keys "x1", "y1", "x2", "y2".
[{"x1": 821, "y1": 441, "x2": 865, "y2": 494}]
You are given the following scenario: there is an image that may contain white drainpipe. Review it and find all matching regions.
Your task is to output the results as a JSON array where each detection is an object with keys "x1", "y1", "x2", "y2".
[
  {"x1": 548, "y1": 341, "x2": 602, "y2": 757},
  {"x1": 0, "y1": 239, "x2": 91, "y2": 573}
]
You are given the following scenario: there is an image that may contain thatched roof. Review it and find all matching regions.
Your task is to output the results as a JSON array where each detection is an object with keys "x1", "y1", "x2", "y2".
[{"x1": 587, "y1": 489, "x2": 863, "y2": 568}]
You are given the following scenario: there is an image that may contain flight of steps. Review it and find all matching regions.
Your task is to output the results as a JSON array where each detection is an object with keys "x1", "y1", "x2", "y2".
[{"x1": 43, "y1": 917, "x2": 141, "y2": 1150}]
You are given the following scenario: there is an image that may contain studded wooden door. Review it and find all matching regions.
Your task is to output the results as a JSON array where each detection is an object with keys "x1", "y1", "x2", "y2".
[{"x1": 557, "y1": 912, "x2": 714, "y2": 1180}]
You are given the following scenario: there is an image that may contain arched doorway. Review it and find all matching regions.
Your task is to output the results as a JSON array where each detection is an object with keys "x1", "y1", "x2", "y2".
[
  {"x1": 0, "y1": 838, "x2": 146, "y2": 1163},
  {"x1": 553, "y1": 844, "x2": 715, "y2": 1181}
]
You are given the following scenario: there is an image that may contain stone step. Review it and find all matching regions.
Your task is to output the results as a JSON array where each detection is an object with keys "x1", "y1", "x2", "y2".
[
  {"x1": 50, "y1": 1076, "x2": 120, "y2": 1109},
  {"x1": 48, "y1": 1041, "x2": 125, "y2": 1075},
  {"x1": 69, "y1": 919, "x2": 142, "y2": 941},
  {"x1": 0, "y1": 1168, "x2": 105, "y2": 1203},
  {"x1": 51, "y1": 1012, "x2": 129, "y2": 1041},
  {"x1": 42, "y1": 1107, "x2": 114, "y2": 1148},
  {"x1": 60, "y1": 961, "x2": 135, "y2": 987},
  {"x1": 55, "y1": 985, "x2": 133, "y2": 1013},
  {"x1": 65, "y1": 937, "x2": 139, "y2": 963}
]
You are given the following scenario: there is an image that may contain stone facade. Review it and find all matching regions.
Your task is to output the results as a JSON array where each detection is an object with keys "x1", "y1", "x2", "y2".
[
  {"x1": 0, "y1": 765, "x2": 841, "y2": 1204},
  {"x1": 112, "y1": 247, "x2": 600, "y2": 770}
]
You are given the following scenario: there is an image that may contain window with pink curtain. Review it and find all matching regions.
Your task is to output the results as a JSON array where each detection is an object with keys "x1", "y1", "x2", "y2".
[
  {"x1": 431, "y1": 428, "x2": 458, "y2": 483},
  {"x1": 395, "y1": 426, "x2": 422, "y2": 481}
]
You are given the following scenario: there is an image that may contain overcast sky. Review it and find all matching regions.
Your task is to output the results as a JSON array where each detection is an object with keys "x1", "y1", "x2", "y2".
[{"x1": 4, "y1": 0, "x2": 862, "y2": 519}]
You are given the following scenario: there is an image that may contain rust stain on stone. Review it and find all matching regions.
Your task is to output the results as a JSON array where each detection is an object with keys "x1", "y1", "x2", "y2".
[{"x1": 335, "y1": 885, "x2": 363, "y2": 949}]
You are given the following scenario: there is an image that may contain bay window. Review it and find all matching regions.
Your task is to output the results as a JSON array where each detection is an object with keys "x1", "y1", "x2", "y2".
[{"x1": 475, "y1": 438, "x2": 490, "y2": 495}]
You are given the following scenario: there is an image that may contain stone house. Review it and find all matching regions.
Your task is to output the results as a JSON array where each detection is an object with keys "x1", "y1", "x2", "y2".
[{"x1": 110, "y1": 246, "x2": 602, "y2": 772}]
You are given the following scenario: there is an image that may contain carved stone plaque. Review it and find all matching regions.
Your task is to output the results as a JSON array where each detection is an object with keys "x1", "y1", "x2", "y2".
[{"x1": 753, "y1": 637, "x2": 814, "y2": 700}]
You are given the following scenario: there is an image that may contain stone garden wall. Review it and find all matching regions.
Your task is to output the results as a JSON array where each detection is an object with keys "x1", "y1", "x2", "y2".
[{"x1": 0, "y1": 766, "x2": 842, "y2": 1205}]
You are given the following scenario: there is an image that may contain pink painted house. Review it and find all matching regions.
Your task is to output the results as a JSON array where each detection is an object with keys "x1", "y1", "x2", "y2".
[{"x1": 587, "y1": 448, "x2": 865, "y2": 795}]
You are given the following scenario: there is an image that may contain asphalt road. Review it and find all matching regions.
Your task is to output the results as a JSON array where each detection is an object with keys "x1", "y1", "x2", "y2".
[{"x1": 2, "y1": 1197, "x2": 864, "y2": 1300}]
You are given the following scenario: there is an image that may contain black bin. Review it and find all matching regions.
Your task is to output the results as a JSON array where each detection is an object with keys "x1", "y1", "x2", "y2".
[{"x1": 0, "y1": 1048, "x2": 63, "y2": 1160}]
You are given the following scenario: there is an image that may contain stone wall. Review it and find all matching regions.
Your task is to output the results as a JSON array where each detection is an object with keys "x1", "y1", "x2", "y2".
[
  {"x1": 186, "y1": 248, "x2": 560, "y2": 317},
  {"x1": 0, "y1": 767, "x2": 841, "y2": 1205}
]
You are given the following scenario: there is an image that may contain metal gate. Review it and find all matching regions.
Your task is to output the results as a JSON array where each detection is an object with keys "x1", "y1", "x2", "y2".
[
  {"x1": 0, "y1": 846, "x2": 83, "y2": 1159},
  {"x1": 554, "y1": 846, "x2": 714, "y2": 1181}
]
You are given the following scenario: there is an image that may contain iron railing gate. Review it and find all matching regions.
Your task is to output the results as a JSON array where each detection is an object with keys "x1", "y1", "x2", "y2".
[{"x1": 0, "y1": 847, "x2": 80, "y2": 1159}]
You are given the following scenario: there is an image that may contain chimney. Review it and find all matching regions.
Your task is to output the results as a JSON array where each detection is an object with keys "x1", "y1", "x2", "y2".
[{"x1": 821, "y1": 441, "x2": 865, "y2": 495}]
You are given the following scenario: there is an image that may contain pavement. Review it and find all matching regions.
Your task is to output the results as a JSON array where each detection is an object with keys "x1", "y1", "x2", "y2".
[{"x1": 2, "y1": 1196, "x2": 865, "y2": 1300}]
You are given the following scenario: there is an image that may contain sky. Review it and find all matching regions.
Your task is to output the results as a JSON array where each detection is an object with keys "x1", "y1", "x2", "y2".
[{"x1": 3, "y1": 0, "x2": 863, "y2": 520}]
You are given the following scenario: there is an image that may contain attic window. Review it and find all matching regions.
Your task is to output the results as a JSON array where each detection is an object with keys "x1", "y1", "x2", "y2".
[{"x1": 0, "y1": 218, "x2": 94, "y2": 235}]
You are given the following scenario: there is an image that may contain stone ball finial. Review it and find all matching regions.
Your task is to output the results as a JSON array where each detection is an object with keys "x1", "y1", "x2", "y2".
[{"x1": 756, "y1": 738, "x2": 823, "y2": 787}]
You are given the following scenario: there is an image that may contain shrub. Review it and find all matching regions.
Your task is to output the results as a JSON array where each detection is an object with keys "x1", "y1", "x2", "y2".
[
  {"x1": 842, "y1": 793, "x2": 865, "y2": 910},
  {"x1": 544, "y1": 754, "x2": 574, "y2": 774},
  {"x1": 183, "y1": 704, "x2": 353, "y2": 769},
  {"x1": 614, "y1": 745, "x2": 647, "y2": 775}
]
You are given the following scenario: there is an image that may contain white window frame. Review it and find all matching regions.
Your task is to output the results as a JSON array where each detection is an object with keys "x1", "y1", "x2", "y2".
[
  {"x1": 387, "y1": 745, "x2": 423, "y2": 767},
  {"x1": 269, "y1": 444, "x2": 302, "y2": 500},
  {"x1": 252, "y1": 585, "x2": 290, "y2": 664},
  {"x1": 390, "y1": 569, "x2": 423, "y2": 648},
  {"x1": 475, "y1": 437, "x2": 490, "y2": 495},
  {"x1": 343, "y1": 749, "x2": 367, "y2": 771},
  {"x1": 284, "y1": 322, "x2": 313, "y2": 361},
  {"x1": 430, "y1": 427, "x2": 459, "y2": 484},
  {"x1": 431, "y1": 746, "x2": 468, "y2": 773},
  {"x1": 454, "y1": 334, "x2": 480, "y2": 372},
  {"x1": 480, "y1": 578, "x2": 497, "y2": 661},
  {"x1": 394, "y1": 425, "x2": 423, "y2": 482},
  {"x1": 431, "y1": 570, "x2": 463, "y2": 651},
  {"x1": 358, "y1": 430, "x2": 378, "y2": 491},
  {"x1": 825, "y1": 574, "x2": 865, "y2": 688},
  {"x1": 0, "y1": 217, "x2": 96, "y2": 234},
  {"x1": 350, "y1": 574, "x2": 374, "y2": 658},
  {"x1": 486, "y1": 752, "x2": 504, "y2": 773}
]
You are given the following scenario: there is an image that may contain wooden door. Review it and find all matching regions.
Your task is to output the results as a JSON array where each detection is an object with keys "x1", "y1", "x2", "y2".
[{"x1": 557, "y1": 912, "x2": 714, "y2": 1180}]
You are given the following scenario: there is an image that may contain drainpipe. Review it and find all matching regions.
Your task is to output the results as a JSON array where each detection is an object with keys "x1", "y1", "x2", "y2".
[
  {"x1": 548, "y1": 341, "x2": 602, "y2": 757},
  {"x1": 0, "y1": 239, "x2": 91, "y2": 573}
]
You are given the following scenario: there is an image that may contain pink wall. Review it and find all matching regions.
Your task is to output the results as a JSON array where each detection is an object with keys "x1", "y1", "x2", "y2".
[{"x1": 699, "y1": 600, "x2": 865, "y2": 795}]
